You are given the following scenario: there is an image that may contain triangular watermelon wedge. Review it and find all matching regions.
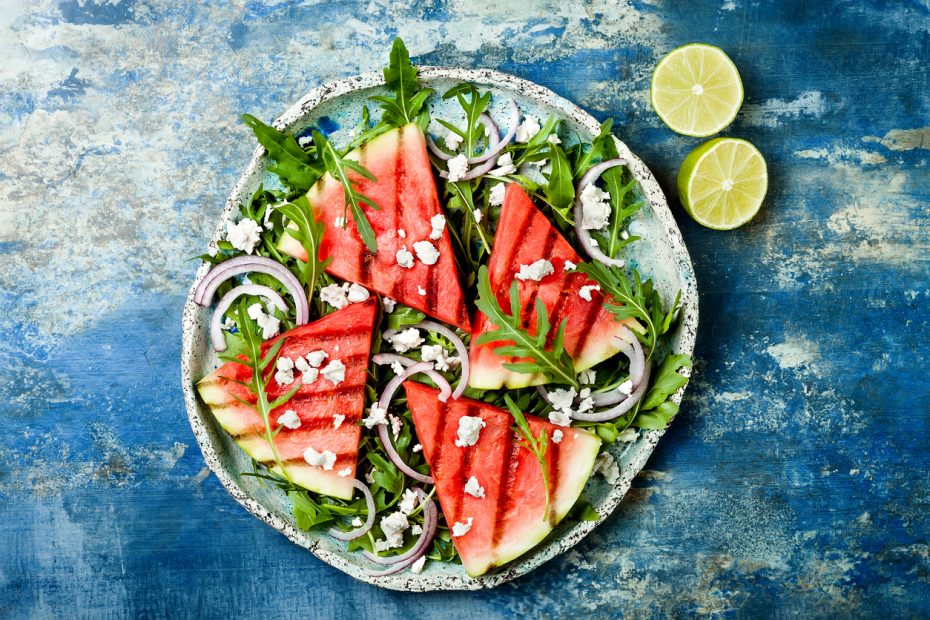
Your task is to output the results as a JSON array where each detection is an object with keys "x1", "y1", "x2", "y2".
[
  {"x1": 197, "y1": 299, "x2": 377, "y2": 500},
  {"x1": 404, "y1": 381, "x2": 601, "y2": 577},
  {"x1": 278, "y1": 124, "x2": 471, "y2": 331},
  {"x1": 469, "y1": 183, "x2": 642, "y2": 389}
]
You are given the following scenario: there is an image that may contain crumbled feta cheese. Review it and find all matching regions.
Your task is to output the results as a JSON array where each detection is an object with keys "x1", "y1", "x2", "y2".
[
  {"x1": 464, "y1": 476, "x2": 486, "y2": 498},
  {"x1": 412, "y1": 443, "x2": 422, "y2": 453},
  {"x1": 579, "y1": 284, "x2": 601, "y2": 302},
  {"x1": 389, "y1": 414, "x2": 403, "y2": 440},
  {"x1": 362, "y1": 405, "x2": 388, "y2": 429},
  {"x1": 563, "y1": 259, "x2": 577, "y2": 271},
  {"x1": 351, "y1": 516, "x2": 363, "y2": 528},
  {"x1": 274, "y1": 356, "x2": 295, "y2": 386},
  {"x1": 390, "y1": 360, "x2": 406, "y2": 376},
  {"x1": 421, "y1": 344, "x2": 460, "y2": 372},
  {"x1": 411, "y1": 523, "x2": 423, "y2": 535},
  {"x1": 399, "y1": 488, "x2": 419, "y2": 515},
  {"x1": 417, "y1": 286, "x2": 426, "y2": 296},
  {"x1": 226, "y1": 218, "x2": 262, "y2": 254},
  {"x1": 575, "y1": 393, "x2": 594, "y2": 414},
  {"x1": 410, "y1": 556, "x2": 426, "y2": 574},
  {"x1": 445, "y1": 130, "x2": 463, "y2": 150},
  {"x1": 473, "y1": 208, "x2": 483, "y2": 223},
  {"x1": 549, "y1": 410, "x2": 572, "y2": 427},
  {"x1": 579, "y1": 369, "x2": 596, "y2": 385},
  {"x1": 451, "y1": 517, "x2": 473, "y2": 537},
  {"x1": 429, "y1": 214, "x2": 446, "y2": 241},
  {"x1": 305, "y1": 350, "x2": 328, "y2": 368},
  {"x1": 382, "y1": 297, "x2": 397, "y2": 313},
  {"x1": 621, "y1": 230, "x2": 630, "y2": 240},
  {"x1": 515, "y1": 115, "x2": 541, "y2": 143},
  {"x1": 221, "y1": 315, "x2": 236, "y2": 331},
  {"x1": 298, "y1": 134, "x2": 313, "y2": 147},
  {"x1": 489, "y1": 152, "x2": 516, "y2": 176},
  {"x1": 303, "y1": 446, "x2": 337, "y2": 470},
  {"x1": 580, "y1": 183, "x2": 612, "y2": 230},
  {"x1": 489, "y1": 183, "x2": 506, "y2": 206},
  {"x1": 299, "y1": 368, "x2": 319, "y2": 384},
  {"x1": 380, "y1": 511, "x2": 410, "y2": 549},
  {"x1": 338, "y1": 467, "x2": 352, "y2": 477},
  {"x1": 346, "y1": 283, "x2": 370, "y2": 303},
  {"x1": 618, "y1": 379, "x2": 634, "y2": 395},
  {"x1": 548, "y1": 133, "x2": 562, "y2": 145},
  {"x1": 413, "y1": 240, "x2": 440, "y2": 265},
  {"x1": 397, "y1": 228, "x2": 406, "y2": 238},
  {"x1": 552, "y1": 429, "x2": 564, "y2": 444},
  {"x1": 365, "y1": 470, "x2": 375, "y2": 484},
  {"x1": 447, "y1": 154, "x2": 469, "y2": 182},
  {"x1": 516, "y1": 259, "x2": 554, "y2": 282},
  {"x1": 396, "y1": 246, "x2": 415, "y2": 269},
  {"x1": 454, "y1": 416, "x2": 486, "y2": 448},
  {"x1": 548, "y1": 387, "x2": 577, "y2": 412},
  {"x1": 321, "y1": 359, "x2": 346, "y2": 385},
  {"x1": 278, "y1": 409, "x2": 301, "y2": 429},
  {"x1": 594, "y1": 452, "x2": 620, "y2": 484},
  {"x1": 247, "y1": 303, "x2": 280, "y2": 340},
  {"x1": 320, "y1": 283, "x2": 349, "y2": 309},
  {"x1": 334, "y1": 216, "x2": 346, "y2": 228},
  {"x1": 389, "y1": 328, "x2": 423, "y2": 353},
  {"x1": 333, "y1": 414, "x2": 345, "y2": 429},
  {"x1": 619, "y1": 428, "x2": 640, "y2": 443}
]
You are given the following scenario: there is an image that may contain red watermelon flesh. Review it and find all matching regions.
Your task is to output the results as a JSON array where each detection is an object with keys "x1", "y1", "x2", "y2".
[
  {"x1": 278, "y1": 124, "x2": 471, "y2": 331},
  {"x1": 196, "y1": 300, "x2": 377, "y2": 500},
  {"x1": 404, "y1": 381, "x2": 601, "y2": 577},
  {"x1": 469, "y1": 183, "x2": 642, "y2": 389}
]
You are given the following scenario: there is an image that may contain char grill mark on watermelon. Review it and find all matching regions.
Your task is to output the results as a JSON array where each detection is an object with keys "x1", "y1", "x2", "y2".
[
  {"x1": 516, "y1": 230, "x2": 558, "y2": 330},
  {"x1": 492, "y1": 433, "x2": 524, "y2": 547},
  {"x1": 545, "y1": 433, "x2": 561, "y2": 524}
]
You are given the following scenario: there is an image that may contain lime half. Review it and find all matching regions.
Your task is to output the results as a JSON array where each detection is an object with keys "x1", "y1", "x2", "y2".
[
  {"x1": 651, "y1": 44, "x2": 744, "y2": 137},
  {"x1": 678, "y1": 138, "x2": 768, "y2": 230}
]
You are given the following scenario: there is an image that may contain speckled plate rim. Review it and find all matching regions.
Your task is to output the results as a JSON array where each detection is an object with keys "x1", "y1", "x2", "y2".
[{"x1": 181, "y1": 66, "x2": 698, "y2": 591}]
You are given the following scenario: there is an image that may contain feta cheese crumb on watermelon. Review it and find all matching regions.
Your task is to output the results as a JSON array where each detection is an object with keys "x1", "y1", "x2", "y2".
[
  {"x1": 452, "y1": 518, "x2": 473, "y2": 537},
  {"x1": 454, "y1": 416, "x2": 486, "y2": 447},
  {"x1": 278, "y1": 409, "x2": 301, "y2": 429},
  {"x1": 516, "y1": 259, "x2": 554, "y2": 282},
  {"x1": 277, "y1": 124, "x2": 471, "y2": 331},
  {"x1": 412, "y1": 240, "x2": 440, "y2": 265},
  {"x1": 196, "y1": 300, "x2": 377, "y2": 500},
  {"x1": 405, "y1": 382, "x2": 601, "y2": 577},
  {"x1": 469, "y1": 183, "x2": 643, "y2": 390},
  {"x1": 552, "y1": 429, "x2": 564, "y2": 444},
  {"x1": 464, "y1": 476, "x2": 486, "y2": 498}
]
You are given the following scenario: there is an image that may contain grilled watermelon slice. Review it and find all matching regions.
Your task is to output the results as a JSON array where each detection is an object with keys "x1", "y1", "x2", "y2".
[
  {"x1": 278, "y1": 123, "x2": 470, "y2": 331},
  {"x1": 404, "y1": 381, "x2": 601, "y2": 577},
  {"x1": 196, "y1": 300, "x2": 377, "y2": 500},
  {"x1": 469, "y1": 183, "x2": 642, "y2": 389}
]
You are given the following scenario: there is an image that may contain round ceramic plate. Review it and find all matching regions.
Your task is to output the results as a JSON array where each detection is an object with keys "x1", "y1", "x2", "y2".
[{"x1": 181, "y1": 67, "x2": 698, "y2": 591}]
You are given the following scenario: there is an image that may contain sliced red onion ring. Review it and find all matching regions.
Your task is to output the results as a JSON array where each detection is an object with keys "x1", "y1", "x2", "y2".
[
  {"x1": 427, "y1": 114, "x2": 500, "y2": 164},
  {"x1": 439, "y1": 99, "x2": 520, "y2": 181},
  {"x1": 574, "y1": 158, "x2": 629, "y2": 269},
  {"x1": 571, "y1": 362, "x2": 652, "y2": 422},
  {"x1": 210, "y1": 284, "x2": 288, "y2": 352},
  {"x1": 377, "y1": 362, "x2": 440, "y2": 485},
  {"x1": 371, "y1": 353, "x2": 416, "y2": 368},
  {"x1": 195, "y1": 256, "x2": 309, "y2": 324},
  {"x1": 328, "y1": 479, "x2": 376, "y2": 541},
  {"x1": 363, "y1": 489, "x2": 436, "y2": 566},
  {"x1": 411, "y1": 320, "x2": 470, "y2": 399},
  {"x1": 365, "y1": 497, "x2": 436, "y2": 576},
  {"x1": 471, "y1": 98, "x2": 519, "y2": 164}
]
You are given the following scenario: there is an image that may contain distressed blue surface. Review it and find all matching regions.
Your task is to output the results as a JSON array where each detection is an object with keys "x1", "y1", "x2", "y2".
[{"x1": 2, "y1": 0, "x2": 928, "y2": 617}]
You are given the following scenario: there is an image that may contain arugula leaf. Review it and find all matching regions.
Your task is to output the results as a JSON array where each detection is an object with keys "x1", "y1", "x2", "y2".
[
  {"x1": 640, "y1": 354, "x2": 692, "y2": 411},
  {"x1": 574, "y1": 118, "x2": 614, "y2": 178},
  {"x1": 313, "y1": 129, "x2": 380, "y2": 253},
  {"x1": 370, "y1": 37, "x2": 432, "y2": 127},
  {"x1": 503, "y1": 394, "x2": 552, "y2": 520},
  {"x1": 277, "y1": 196, "x2": 331, "y2": 295},
  {"x1": 544, "y1": 142, "x2": 575, "y2": 213},
  {"x1": 438, "y1": 84, "x2": 491, "y2": 158},
  {"x1": 242, "y1": 114, "x2": 324, "y2": 190},
  {"x1": 473, "y1": 266, "x2": 578, "y2": 389}
]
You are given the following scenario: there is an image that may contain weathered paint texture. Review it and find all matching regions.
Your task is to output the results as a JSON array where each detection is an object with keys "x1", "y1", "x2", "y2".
[{"x1": 2, "y1": 0, "x2": 928, "y2": 617}]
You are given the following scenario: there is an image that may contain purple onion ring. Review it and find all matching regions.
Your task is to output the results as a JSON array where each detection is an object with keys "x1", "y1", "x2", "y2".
[
  {"x1": 195, "y1": 256, "x2": 309, "y2": 324},
  {"x1": 210, "y1": 284, "x2": 288, "y2": 352},
  {"x1": 571, "y1": 362, "x2": 652, "y2": 422},
  {"x1": 328, "y1": 479, "x2": 376, "y2": 541},
  {"x1": 410, "y1": 320, "x2": 470, "y2": 399},
  {"x1": 573, "y1": 158, "x2": 629, "y2": 269},
  {"x1": 363, "y1": 489, "x2": 436, "y2": 566},
  {"x1": 427, "y1": 114, "x2": 500, "y2": 164}
]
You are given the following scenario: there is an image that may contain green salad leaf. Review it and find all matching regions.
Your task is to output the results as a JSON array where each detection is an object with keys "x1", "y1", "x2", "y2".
[
  {"x1": 276, "y1": 196, "x2": 331, "y2": 295},
  {"x1": 371, "y1": 37, "x2": 432, "y2": 128},
  {"x1": 503, "y1": 393, "x2": 552, "y2": 519},
  {"x1": 474, "y1": 266, "x2": 579, "y2": 389},
  {"x1": 241, "y1": 114, "x2": 324, "y2": 190}
]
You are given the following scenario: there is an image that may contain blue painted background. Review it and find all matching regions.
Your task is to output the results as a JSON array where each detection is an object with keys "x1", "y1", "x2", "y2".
[{"x1": 2, "y1": 0, "x2": 928, "y2": 617}]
